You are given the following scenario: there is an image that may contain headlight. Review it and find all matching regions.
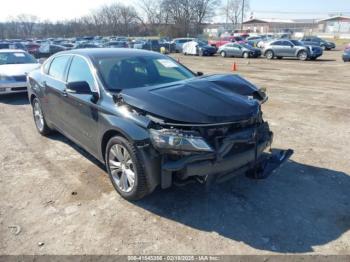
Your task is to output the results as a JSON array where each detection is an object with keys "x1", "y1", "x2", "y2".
[
  {"x1": 0, "y1": 74, "x2": 14, "y2": 82},
  {"x1": 150, "y1": 129, "x2": 213, "y2": 152}
]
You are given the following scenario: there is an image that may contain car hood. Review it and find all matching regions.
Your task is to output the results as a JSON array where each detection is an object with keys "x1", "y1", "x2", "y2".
[
  {"x1": 119, "y1": 74, "x2": 266, "y2": 124},
  {"x1": 0, "y1": 63, "x2": 40, "y2": 76}
]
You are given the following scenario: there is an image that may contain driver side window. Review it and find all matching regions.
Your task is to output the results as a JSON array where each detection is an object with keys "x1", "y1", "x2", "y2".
[{"x1": 67, "y1": 56, "x2": 96, "y2": 91}]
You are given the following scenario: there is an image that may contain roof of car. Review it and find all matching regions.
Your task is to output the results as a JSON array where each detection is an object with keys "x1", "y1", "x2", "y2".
[
  {"x1": 0, "y1": 49, "x2": 26, "y2": 53},
  {"x1": 57, "y1": 48, "x2": 164, "y2": 60}
]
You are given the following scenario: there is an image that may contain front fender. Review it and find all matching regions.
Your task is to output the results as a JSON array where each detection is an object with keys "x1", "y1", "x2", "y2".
[{"x1": 99, "y1": 113, "x2": 150, "y2": 143}]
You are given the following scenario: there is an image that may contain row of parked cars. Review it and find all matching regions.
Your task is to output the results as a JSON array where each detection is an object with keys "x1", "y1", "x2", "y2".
[{"x1": 181, "y1": 39, "x2": 324, "y2": 61}]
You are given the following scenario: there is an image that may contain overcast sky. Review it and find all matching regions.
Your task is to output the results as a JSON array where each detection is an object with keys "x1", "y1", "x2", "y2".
[{"x1": 0, "y1": 0, "x2": 349, "y2": 22}]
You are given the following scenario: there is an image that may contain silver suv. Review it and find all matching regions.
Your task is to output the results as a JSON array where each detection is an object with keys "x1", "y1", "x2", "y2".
[{"x1": 263, "y1": 39, "x2": 323, "y2": 61}]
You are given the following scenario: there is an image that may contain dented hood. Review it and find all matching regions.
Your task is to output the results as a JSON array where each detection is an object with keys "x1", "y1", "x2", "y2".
[{"x1": 119, "y1": 74, "x2": 266, "y2": 124}]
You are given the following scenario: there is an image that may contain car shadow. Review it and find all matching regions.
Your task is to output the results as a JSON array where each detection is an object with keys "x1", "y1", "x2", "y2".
[
  {"x1": 0, "y1": 93, "x2": 30, "y2": 105},
  {"x1": 135, "y1": 158, "x2": 350, "y2": 253},
  {"x1": 271, "y1": 58, "x2": 337, "y2": 62},
  {"x1": 47, "y1": 132, "x2": 106, "y2": 171}
]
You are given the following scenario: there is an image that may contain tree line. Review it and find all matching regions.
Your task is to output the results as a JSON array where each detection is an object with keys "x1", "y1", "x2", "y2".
[{"x1": 0, "y1": 0, "x2": 249, "y2": 39}]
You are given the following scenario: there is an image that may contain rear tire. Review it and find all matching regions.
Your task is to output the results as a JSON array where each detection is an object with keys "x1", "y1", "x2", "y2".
[
  {"x1": 265, "y1": 50, "x2": 274, "y2": 59},
  {"x1": 32, "y1": 97, "x2": 52, "y2": 136},
  {"x1": 243, "y1": 52, "x2": 249, "y2": 59},
  {"x1": 105, "y1": 136, "x2": 149, "y2": 201}
]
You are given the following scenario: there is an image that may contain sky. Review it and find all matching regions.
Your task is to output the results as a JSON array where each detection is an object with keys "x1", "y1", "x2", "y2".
[{"x1": 0, "y1": 0, "x2": 349, "y2": 22}]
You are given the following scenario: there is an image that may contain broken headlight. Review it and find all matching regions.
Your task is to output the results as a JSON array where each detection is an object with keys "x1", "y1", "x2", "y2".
[{"x1": 150, "y1": 129, "x2": 213, "y2": 152}]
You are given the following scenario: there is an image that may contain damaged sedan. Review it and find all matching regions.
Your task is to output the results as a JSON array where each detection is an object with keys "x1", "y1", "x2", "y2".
[{"x1": 27, "y1": 49, "x2": 292, "y2": 200}]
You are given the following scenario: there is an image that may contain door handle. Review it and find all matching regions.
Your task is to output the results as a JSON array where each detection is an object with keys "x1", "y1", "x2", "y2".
[{"x1": 42, "y1": 81, "x2": 47, "y2": 87}]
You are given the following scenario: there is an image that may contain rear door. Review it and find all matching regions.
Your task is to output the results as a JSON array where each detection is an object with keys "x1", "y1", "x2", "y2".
[{"x1": 44, "y1": 54, "x2": 72, "y2": 130}]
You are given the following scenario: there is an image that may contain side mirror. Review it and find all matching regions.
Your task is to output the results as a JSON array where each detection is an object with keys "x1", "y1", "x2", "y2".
[
  {"x1": 197, "y1": 72, "x2": 204, "y2": 76},
  {"x1": 66, "y1": 81, "x2": 92, "y2": 94},
  {"x1": 66, "y1": 81, "x2": 99, "y2": 102}
]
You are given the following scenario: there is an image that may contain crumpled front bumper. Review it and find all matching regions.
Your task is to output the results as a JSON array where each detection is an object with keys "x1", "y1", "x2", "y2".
[{"x1": 159, "y1": 123, "x2": 293, "y2": 188}]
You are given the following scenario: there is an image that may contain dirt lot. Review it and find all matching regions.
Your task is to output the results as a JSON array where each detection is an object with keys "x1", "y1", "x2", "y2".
[{"x1": 1, "y1": 48, "x2": 350, "y2": 255}]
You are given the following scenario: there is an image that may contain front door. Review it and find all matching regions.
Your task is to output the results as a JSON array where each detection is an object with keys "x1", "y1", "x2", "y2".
[{"x1": 62, "y1": 55, "x2": 100, "y2": 155}]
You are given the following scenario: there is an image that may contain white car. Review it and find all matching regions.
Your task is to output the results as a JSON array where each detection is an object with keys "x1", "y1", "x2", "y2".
[
  {"x1": 182, "y1": 41, "x2": 217, "y2": 56},
  {"x1": 0, "y1": 49, "x2": 40, "y2": 95}
]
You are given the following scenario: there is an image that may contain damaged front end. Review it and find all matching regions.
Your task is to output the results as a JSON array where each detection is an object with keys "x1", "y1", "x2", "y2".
[
  {"x1": 147, "y1": 113, "x2": 292, "y2": 188},
  {"x1": 112, "y1": 74, "x2": 293, "y2": 189}
]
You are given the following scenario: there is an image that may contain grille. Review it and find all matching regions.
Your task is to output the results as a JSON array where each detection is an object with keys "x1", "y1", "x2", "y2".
[{"x1": 12, "y1": 75, "x2": 27, "y2": 82}]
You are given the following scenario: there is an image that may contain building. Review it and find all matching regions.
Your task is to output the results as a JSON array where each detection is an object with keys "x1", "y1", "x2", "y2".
[
  {"x1": 318, "y1": 16, "x2": 350, "y2": 33},
  {"x1": 242, "y1": 18, "x2": 317, "y2": 34}
]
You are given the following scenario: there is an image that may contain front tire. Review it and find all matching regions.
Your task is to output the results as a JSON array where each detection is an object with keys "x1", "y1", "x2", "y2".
[
  {"x1": 243, "y1": 52, "x2": 249, "y2": 59},
  {"x1": 32, "y1": 97, "x2": 52, "y2": 135},
  {"x1": 220, "y1": 51, "x2": 227, "y2": 57},
  {"x1": 105, "y1": 136, "x2": 149, "y2": 201}
]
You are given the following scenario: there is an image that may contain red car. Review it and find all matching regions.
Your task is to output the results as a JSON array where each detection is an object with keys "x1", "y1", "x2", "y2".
[
  {"x1": 25, "y1": 43, "x2": 40, "y2": 55},
  {"x1": 209, "y1": 36, "x2": 246, "y2": 48}
]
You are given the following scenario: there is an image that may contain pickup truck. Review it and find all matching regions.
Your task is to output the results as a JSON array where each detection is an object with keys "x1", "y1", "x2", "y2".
[{"x1": 208, "y1": 36, "x2": 246, "y2": 48}]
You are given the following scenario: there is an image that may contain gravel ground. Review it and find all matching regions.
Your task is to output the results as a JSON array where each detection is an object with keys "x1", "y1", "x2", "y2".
[{"x1": 0, "y1": 48, "x2": 349, "y2": 255}]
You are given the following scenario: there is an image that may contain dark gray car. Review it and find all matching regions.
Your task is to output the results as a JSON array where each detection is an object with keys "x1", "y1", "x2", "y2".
[
  {"x1": 263, "y1": 40, "x2": 323, "y2": 61},
  {"x1": 27, "y1": 48, "x2": 292, "y2": 200},
  {"x1": 218, "y1": 43, "x2": 261, "y2": 58},
  {"x1": 301, "y1": 36, "x2": 336, "y2": 51}
]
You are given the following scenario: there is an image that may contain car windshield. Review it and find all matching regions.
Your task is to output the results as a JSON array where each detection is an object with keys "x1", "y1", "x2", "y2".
[
  {"x1": 197, "y1": 41, "x2": 207, "y2": 47},
  {"x1": 241, "y1": 44, "x2": 252, "y2": 49},
  {"x1": 290, "y1": 40, "x2": 303, "y2": 46},
  {"x1": 0, "y1": 52, "x2": 37, "y2": 65},
  {"x1": 97, "y1": 55, "x2": 195, "y2": 90}
]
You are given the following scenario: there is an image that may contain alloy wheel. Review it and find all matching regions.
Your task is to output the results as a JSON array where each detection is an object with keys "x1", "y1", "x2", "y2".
[
  {"x1": 33, "y1": 100, "x2": 44, "y2": 132},
  {"x1": 108, "y1": 144, "x2": 135, "y2": 193}
]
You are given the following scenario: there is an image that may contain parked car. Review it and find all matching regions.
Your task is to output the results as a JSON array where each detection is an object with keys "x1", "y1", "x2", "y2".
[
  {"x1": 300, "y1": 36, "x2": 336, "y2": 51},
  {"x1": 36, "y1": 44, "x2": 67, "y2": 58},
  {"x1": 27, "y1": 48, "x2": 292, "y2": 200},
  {"x1": 182, "y1": 41, "x2": 216, "y2": 56},
  {"x1": 75, "y1": 43, "x2": 100, "y2": 49},
  {"x1": 218, "y1": 43, "x2": 261, "y2": 58},
  {"x1": 0, "y1": 49, "x2": 39, "y2": 95},
  {"x1": 172, "y1": 38, "x2": 195, "y2": 53},
  {"x1": 208, "y1": 36, "x2": 246, "y2": 48},
  {"x1": 0, "y1": 42, "x2": 27, "y2": 51},
  {"x1": 104, "y1": 41, "x2": 128, "y2": 48},
  {"x1": 25, "y1": 43, "x2": 41, "y2": 55},
  {"x1": 343, "y1": 48, "x2": 350, "y2": 62},
  {"x1": 263, "y1": 39, "x2": 323, "y2": 61},
  {"x1": 60, "y1": 43, "x2": 75, "y2": 50},
  {"x1": 133, "y1": 39, "x2": 160, "y2": 52},
  {"x1": 246, "y1": 36, "x2": 263, "y2": 47},
  {"x1": 345, "y1": 43, "x2": 350, "y2": 50},
  {"x1": 159, "y1": 39, "x2": 176, "y2": 53}
]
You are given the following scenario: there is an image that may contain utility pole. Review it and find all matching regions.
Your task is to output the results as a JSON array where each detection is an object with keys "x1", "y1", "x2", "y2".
[{"x1": 241, "y1": 0, "x2": 245, "y2": 31}]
